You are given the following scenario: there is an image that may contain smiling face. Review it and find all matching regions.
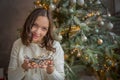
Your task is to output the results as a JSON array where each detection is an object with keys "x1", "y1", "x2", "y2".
[{"x1": 31, "y1": 16, "x2": 49, "y2": 43}]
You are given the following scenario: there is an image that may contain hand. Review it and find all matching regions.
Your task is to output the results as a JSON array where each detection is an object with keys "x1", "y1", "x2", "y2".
[
  {"x1": 38, "y1": 60, "x2": 54, "y2": 74},
  {"x1": 38, "y1": 60, "x2": 48, "y2": 69},
  {"x1": 46, "y1": 60, "x2": 54, "y2": 74},
  {"x1": 21, "y1": 59, "x2": 39, "y2": 71}
]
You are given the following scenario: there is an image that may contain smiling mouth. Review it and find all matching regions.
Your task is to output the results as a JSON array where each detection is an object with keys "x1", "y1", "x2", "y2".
[{"x1": 32, "y1": 34, "x2": 40, "y2": 39}]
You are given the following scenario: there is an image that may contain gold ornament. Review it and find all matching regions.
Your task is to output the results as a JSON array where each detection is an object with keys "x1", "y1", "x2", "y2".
[
  {"x1": 97, "y1": 39, "x2": 103, "y2": 44},
  {"x1": 34, "y1": 0, "x2": 49, "y2": 10},
  {"x1": 53, "y1": 0, "x2": 57, "y2": 3},
  {"x1": 53, "y1": 0, "x2": 60, "y2": 3},
  {"x1": 60, "y1": 26, "x2": 80, "y2": 35},
  {"x1": 64, "y1": 54, "x2": 69, "y2": 60},
  {"x1": 77, "y1": 53, "x2": 81, "y2": 57},
  {"x1": 85, "y1": 56, "x2": 88, "y2": 60},
  {"x1": 34, "y1": 0, "x2": 40, "y2": 5}
]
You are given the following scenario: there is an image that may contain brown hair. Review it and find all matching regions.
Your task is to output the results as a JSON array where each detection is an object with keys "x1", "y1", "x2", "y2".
[{"x1": 21, "y1": 8, "x2": 55, "y2": 52}]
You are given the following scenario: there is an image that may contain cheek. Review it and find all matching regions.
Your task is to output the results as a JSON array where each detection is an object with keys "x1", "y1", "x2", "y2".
[
  {"x1": 31, "y1": 28, "x2": 35, "y2": 32},
  {"x1": 31, "y1": 27, "x2": 36, "y2": 33},
  {"x1": 43, "y1": 31, "x2": 48, "y2": 36}
]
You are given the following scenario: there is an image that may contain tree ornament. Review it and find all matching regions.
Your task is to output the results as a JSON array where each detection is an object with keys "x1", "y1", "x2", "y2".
[
  {"x1": 85, "y1": 56, "x2": 88, "y2": 60},
  {"x1": 56, "y1": 33, "x2": 63, "y2": 41},
  {"x1": 81, "y1": 35, "x2": 87, "y2": 42},
  {"x1": 69, "y1": 8, "x2": 74, "y2": 13},
  {"x1": 107, "y1": 12, "x2": 111, "y2": 17},
  {"x1": 97, "y1": 16, "x2": 102, "y2": 21},
  {"x1": 49, "y1": 3, "x2": 56, "y2": 10},
  {"x1": 71, "y1": 0, "x2": 76, "y2": 4},
  {"x1": 77, "y1": 52, "x2": 82, "y2": 57},
  {"x1": 56, "y1": 8, "x2": 60, "y2": 13},
  {"x1": 95, "y1": 29, "x2": 99, "y2": 33},
  {"x1": 99, "y1": 21, "x2": 104, "y2": 26},
  {"x1": 34, "y1": 0, "x2": 40, "y2": 5},
  {"x1": 114, "y1": 41, "x2": 117, "y2": 44},
  {"x1": 95, "y1": 0, "x2": 101, "y2": 4},
  {"x1": 34, "y1": 0, "x2": 41, "y2": 8},
  {"x1": 94, "y1": 54, "x2": 98, "y2": 59},
  {"x1": 78, "y1": 0, "x2": 84, "y2": 6},
  {"x1": 107, "y1": 22, "x2": 113, "y2": 30},
  {"x1": 53, "y1": 0, "x2": 59, "y2": 3},
  {"x1": 90, "y1": 1, "x2": 93, "y2": 4},
  {"x1": 80, "y1": 23, "x2": 87, "y2": 27},
  {"x1": 97, "y1": 39, "x2": 103, "y2": 44},
  {"x1": 64, "y1": 54, "x2": 69, "y2": 60},
  {"x1": 96, "y1": 11, "x2": 100, "y2": 15}
]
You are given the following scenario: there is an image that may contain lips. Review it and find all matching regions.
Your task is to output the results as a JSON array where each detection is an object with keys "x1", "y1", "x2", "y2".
[{"x1": 32, "y1": 34, "x2": 40, "y2": 39}]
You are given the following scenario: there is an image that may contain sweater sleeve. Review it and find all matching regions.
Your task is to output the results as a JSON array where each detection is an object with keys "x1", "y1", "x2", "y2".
[
  {"x1": 8, "y1": 39, "x2": 26, "y2": 80},
  {"x1": 46, "y1": 41, "x2": 65, "y2": 80}
]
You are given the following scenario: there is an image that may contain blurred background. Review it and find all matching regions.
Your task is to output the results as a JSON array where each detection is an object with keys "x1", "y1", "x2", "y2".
[{"x1": 0, "y1": 0, "x2": 120, "y2": 80}]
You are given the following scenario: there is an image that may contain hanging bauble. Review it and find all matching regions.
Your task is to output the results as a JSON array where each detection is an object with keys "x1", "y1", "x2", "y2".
[
  {"x1": 96, "y1": 11, "x2": 100, "y2": 15},
  {"x1": 90, "y1": 1, "x2": 93, "y2": 4},
  {"x1": 99, "y1": 21, "x2": 104, "y2": 26},
  {"x1": 97, "y1": 16, "x2": 102, "y2": 21},
  {"x1": 34, "y1": 0, "x2": 40, "y2": 6},
  {"x1": 77, "y1": 52, "x2": 82, "y2": 57},
  {"x1": 81, "y1": 35, "x2": 87, "y2": 42},
  {"x1": 69, "y1": 8, "x2": 74, "y2": 13},
  {"x1": 56, "y1": 33, "x2": 63, "y2": 41},
  {"x1": 49, "y1": 3, "x2": 56, "y2": 10},
  {"x1": 95, "y1": 29, "x2": 99, "y2": 33},
  {"x1": 114, "y1": 41, "x2": 117, "y2": 44},
  {"x1": 94, "y1": 54, "x2": 98, "y2": 59},
  {"x1": 97, "y1": 39, "x2": 103, "y2": 44},
  {"x1": 78, "y1": 0, "x2": 84, "y2": 6},
  {"x1": 71, "y1": 0, "x2": 76, "y2": 4},
  {"x1": 64, "y1": 54, "x2": 69, "y2": 60},
  {"x1": 53, "y1": 0, "x2": 60, "y2": 3},
  {"x1": 95, "y1": 0, "x2": 101, "y2": 4},
  {"x1": 34, "y1": 0, "x2": 41, "y2": 8},
  {"x1": 80, "y1": 23, "x2": 87, "y2": 27},
  {"x1": 107, "y1": 12, "x2": 111, "y2": 17},
  {"x1": 106, "y1": 22, "x2": 113, "y2": 30}
]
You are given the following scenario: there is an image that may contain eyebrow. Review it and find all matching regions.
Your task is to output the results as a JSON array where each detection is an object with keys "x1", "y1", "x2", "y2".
[{"x1": 33, "y1": 23, "x2": 49, "y2": 28}]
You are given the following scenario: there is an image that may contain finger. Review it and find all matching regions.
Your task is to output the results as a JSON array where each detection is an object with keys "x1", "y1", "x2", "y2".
[
  {"x1": 34, "y1": 64, "x2": 39, "y2": 68},
  {"x1": 24, "y1": 59, "x2": 29, "y2": 63},
  {"x1": 28, "y1": 63, "x2": 33, "y2": 69},
  {"x1": 39, "y1": 64, "x2": 47, "y2": 68},
  {"x1": 41, "y1": 65, "x2": 47, "y2": 68},
  {"x1": 48, "y1": 60, "x2": 54, "y2": 65},
  {"x1": 47, "y1": 60, "x2": 51, "y2": 64}
]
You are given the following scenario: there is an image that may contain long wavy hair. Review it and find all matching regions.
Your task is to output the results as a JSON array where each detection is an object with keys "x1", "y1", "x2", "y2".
[{"x1": 21, "y1": 8, "x2": 55, "y2": 52}]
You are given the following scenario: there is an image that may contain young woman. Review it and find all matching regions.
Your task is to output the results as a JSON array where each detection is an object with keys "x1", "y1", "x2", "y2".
[{"x1": 8, "y1": 8, "x2": 64, "y2": 80}]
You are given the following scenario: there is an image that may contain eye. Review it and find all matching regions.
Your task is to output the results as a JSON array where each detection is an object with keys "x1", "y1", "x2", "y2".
[
  {"x1": 32, "y1": 23, "x2": 39, "y2": 28},
  {"x1": 41, "y1": 26, "x2": 48, "y2": 31}
]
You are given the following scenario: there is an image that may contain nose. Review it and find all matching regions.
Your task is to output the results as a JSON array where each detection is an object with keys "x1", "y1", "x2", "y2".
[{"x1": 36, "y1": 27, "x2": 42, "y2": 34}]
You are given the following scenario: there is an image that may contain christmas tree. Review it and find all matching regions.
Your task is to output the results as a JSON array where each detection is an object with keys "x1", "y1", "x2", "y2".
[{"x1": 33, "y1": 0, "x2": 120, "y2": 80}]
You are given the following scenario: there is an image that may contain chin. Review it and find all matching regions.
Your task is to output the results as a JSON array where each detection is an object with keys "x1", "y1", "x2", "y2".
[{"x1": 32, "y1": 39, "x2": 39, "y2": 43}]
